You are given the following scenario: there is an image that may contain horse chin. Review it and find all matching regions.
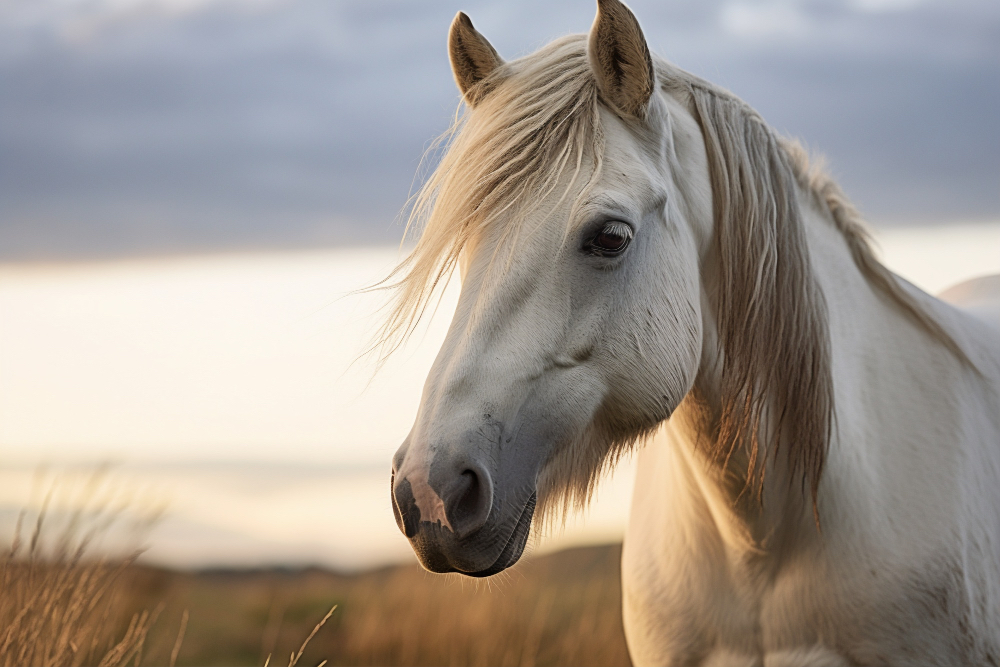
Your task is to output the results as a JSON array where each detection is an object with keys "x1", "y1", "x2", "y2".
[{"x1": 463, "y1": 492, "x2": 536, "y2": 578}]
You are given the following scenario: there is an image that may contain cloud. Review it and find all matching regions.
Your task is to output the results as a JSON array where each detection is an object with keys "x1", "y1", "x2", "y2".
[
  {"x1": 720, "y1": 2, "x2": 813, "y2": 40},
  {"x1": 0, "y1": 0, "x2": 997, "y2": 260},
  {"x1": 849, "y1": 0, "x2": 925, "y2": 12}
]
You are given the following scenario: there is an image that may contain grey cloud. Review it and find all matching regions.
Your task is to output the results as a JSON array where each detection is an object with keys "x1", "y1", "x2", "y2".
[{"x1": 0, "y1": 0, "x2": 997, "y2": 260}]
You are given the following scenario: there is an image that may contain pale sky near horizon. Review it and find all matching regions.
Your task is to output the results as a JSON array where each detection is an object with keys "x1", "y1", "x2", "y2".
[{"x1": 0, "y1": 246, "x2": 422, "y2": 465}]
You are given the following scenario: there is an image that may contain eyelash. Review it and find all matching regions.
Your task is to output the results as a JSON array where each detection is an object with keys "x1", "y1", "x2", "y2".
[{"x1": 583, "y1": 221, "x2": 634, "y2": 257}]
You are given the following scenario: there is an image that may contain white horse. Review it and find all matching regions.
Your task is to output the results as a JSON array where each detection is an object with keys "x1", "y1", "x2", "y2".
[{"x1": 386, "y1": 1, "x2": 1000, "y2": 664}]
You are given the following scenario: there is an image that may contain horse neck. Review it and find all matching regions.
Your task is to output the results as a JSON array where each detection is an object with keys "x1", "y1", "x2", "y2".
[{"x1": 666, "y1": 187, "x2": 959, "y2": 559}]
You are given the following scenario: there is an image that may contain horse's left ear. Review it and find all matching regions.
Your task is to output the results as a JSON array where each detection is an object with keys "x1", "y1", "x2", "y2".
[
  {"x1": 449, "y1": 12, "x2": 504, "y2": 106},
  {"x1": 588, "y1": 0, "x2": 655, "y2": 119}
]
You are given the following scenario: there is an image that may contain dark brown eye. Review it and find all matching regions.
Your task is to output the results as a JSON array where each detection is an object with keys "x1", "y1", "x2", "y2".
[{"x1": 586, "y1": 221, "x2": 633, "y2": 256}]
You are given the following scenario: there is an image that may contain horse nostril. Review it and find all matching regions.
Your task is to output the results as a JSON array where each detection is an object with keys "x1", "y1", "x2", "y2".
[
  {"x1": 449, "y1": 467, "x2": 493, "y2": 539},
  {"x1": 391, "y1": 473, "x2": 420, "y2": 538},
  {"x1": 454, "y1": 470, "x2": 479, "y2": 518}
]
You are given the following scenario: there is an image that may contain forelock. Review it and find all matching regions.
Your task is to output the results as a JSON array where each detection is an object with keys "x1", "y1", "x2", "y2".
[{"x1": 375, "y1": 35, "x2": 605, "y2": 356}]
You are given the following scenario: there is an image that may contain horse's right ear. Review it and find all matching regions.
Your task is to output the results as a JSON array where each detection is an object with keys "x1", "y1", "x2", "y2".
[
  {"x1": 588, "y1": 0, "x2": 655, "y2": 119},
  {"x1": 448, "y1": 12, "x2": 503, "y2": 106}
]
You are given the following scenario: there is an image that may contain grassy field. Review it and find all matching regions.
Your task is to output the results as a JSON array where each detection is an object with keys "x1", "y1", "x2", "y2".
[
  {"x1": 0, "y1": 471, "x2": 629, "y2": 666},
  {"x1": 128, "y1": 543, "x2": 630, "y2": 667}
]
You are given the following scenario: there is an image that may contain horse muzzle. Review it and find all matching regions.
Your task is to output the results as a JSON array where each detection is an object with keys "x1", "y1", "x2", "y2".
[{"x1": 390, "y1": 449, "x2": 536, "y2": 577}]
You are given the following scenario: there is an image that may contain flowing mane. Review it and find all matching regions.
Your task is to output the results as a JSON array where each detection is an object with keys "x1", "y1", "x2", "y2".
[
  {"x1": 380, "y1": 33, "x2": 960, "y2": 515},
  {"x1": 379, "y1": 36, "x2": 602, "y2": 350}
]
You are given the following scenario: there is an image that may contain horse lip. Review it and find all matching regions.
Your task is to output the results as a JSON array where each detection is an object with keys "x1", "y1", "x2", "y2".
[{"x1": 462, "y1": 492, "x2": 536, "y2": 578}]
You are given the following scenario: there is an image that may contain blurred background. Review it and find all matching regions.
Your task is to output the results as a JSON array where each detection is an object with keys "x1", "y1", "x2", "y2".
[{"x1": 0, "y1": 0, "x2": 998, "y2": 663}]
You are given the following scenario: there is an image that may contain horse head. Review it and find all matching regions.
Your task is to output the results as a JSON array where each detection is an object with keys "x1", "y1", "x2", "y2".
[{"x1": 388, "y1": 0, "x2": 710, "y2": 576}]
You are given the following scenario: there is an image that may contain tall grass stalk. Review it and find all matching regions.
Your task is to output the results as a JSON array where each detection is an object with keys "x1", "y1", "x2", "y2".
[{"x1": 0, "y1": 469, "x2": 162, "y2": 667}]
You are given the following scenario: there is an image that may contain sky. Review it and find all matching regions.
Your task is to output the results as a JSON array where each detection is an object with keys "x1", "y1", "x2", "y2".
[
  {"x1": 1, "y1": 0, "x2": 998, "y2": 261},
  {"x1": 0, "y1": 246, "x2": 642, "y2": 568}
]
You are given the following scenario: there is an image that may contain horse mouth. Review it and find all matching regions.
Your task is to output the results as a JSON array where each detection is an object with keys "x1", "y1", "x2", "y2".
[{"x1": 463, "y1": 492, "x2": 536, "y2": 578}]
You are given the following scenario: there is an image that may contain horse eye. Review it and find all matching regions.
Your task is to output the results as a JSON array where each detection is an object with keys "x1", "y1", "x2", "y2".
[{"x1": 586, "y1": 222, "x2": 633, "y2": 256}]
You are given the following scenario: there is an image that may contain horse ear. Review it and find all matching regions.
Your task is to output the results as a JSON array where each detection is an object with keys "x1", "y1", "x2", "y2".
[
  {"x1": 588, "y1": 0, "x2": 655, "y2": 119},
  {"x1": 449, "y1": 12, "x2": 503, "y2": 106}
]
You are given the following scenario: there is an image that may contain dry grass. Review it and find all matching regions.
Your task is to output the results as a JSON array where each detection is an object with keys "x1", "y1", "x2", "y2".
[
  {"x1": 0, "y1": 553, "x2": 157, "y2": 667},
  {"x1": 140, "y1": 544, "x2": 631, "y2": 667},
  {"x1": 1, "y1": 472, "x2": 630, "y2": 667},
  {"x1": 0, "y1": 475, "x2": 165, "y2": 667}
]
